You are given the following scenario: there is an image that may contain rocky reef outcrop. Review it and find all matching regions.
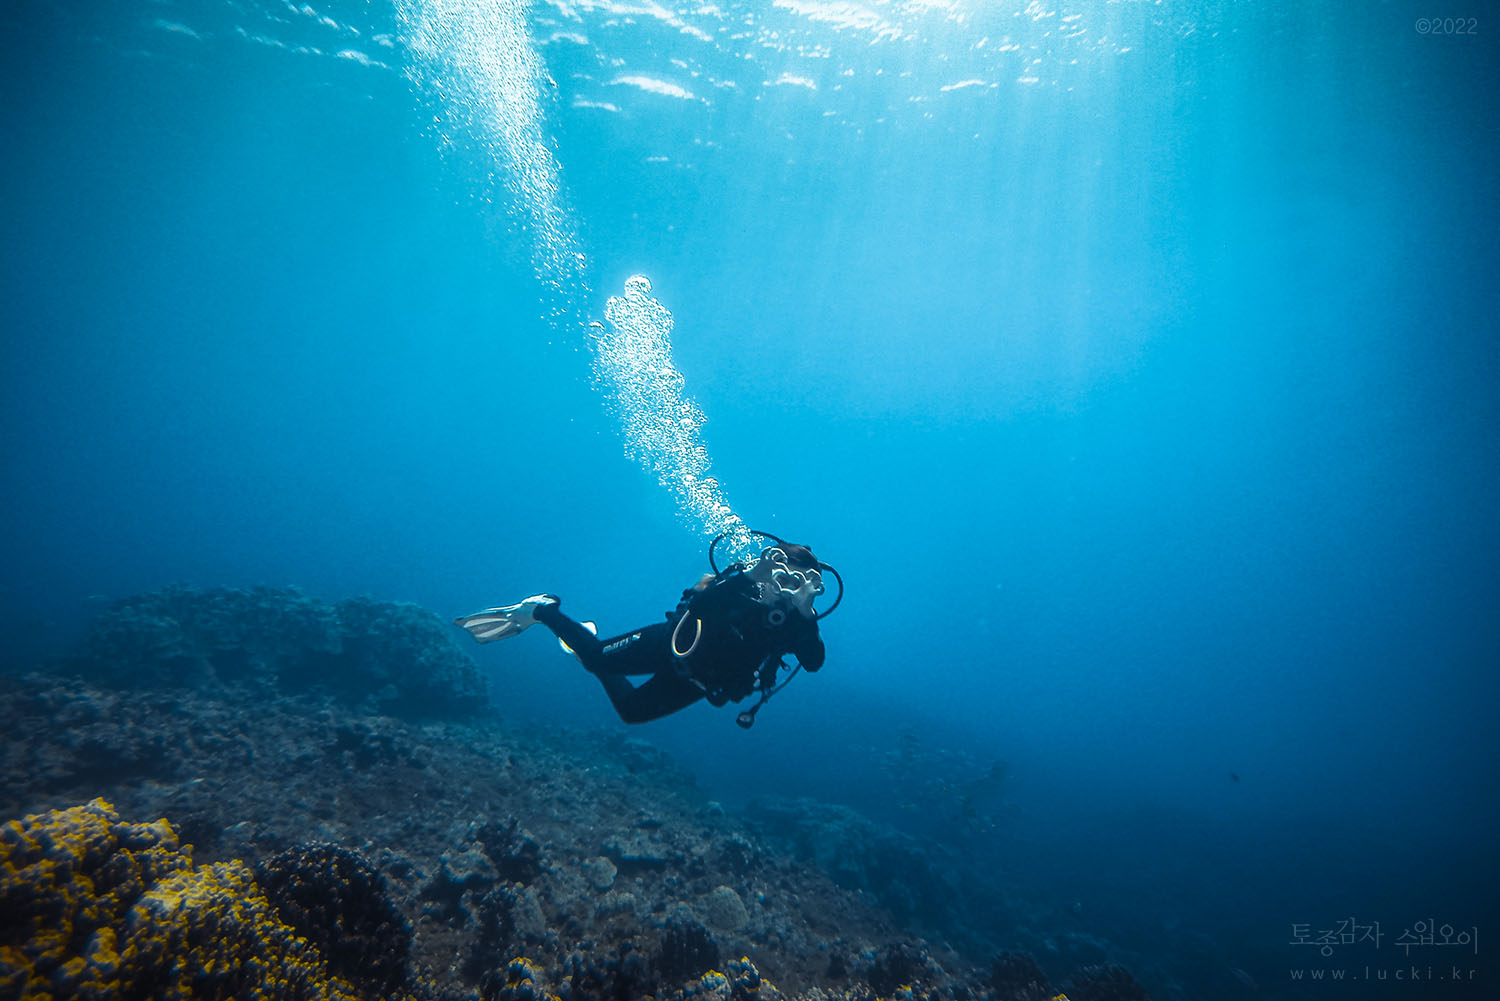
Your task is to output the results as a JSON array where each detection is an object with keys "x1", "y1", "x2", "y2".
[
  {"x1": 58, "y1": 586, "x2": 486, "y2": 719},
  {"x1": 0, "y1": 586, "x2": 1171, "y2": 1000}
]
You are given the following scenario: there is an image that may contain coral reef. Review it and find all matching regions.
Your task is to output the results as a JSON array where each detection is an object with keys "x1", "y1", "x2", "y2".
[
  {"x1": 1065, "y1": 964, "x2": 1150, "y2": 1001},
  {"x1": 0, "y1": 667, "x2": 1164, "y2": 999},
  {"x1": 556, "y1": 941, "x2": 654, "y2": 1001},
  {"x1": 0, "y1": 587, "x2": 1179, "y2": 1000},
  {"x1": 654, "y1": 919, "x2": 721, "y2": 986},
  {"x1": 475, "y1": 819, "x2": 545, "y2": 884},
  {"x1": 874, "y1": 728, "x2": 1016, "y2": 844},
  {"x1": 466, "y1": 885, "x2": 520, "y2": 982},
  {"x1": 990, "y1": 951, "x2": 1055, "y2": 1000},
  {"x1": 0, "y1": 800, "x2": 387, "y2": 1001},
  {"x1": 256, "y1": 842, "x2": 414, "y2": 995},
  {"x1": 744, "y1": 797, "x2": 1000, "y2": 953},
  {"x1": 866, "y1": 942, "x2": 932, "y2": 998},
  {"x1": 482, "y1": 957, "x2": 556, "y2": 1001},
  {"x1": 61, "y1": 585, "x2": 486, "y2": 718},
  {"x1": 332, "y1": 596, "x2": 488, "y2": 718},
  {"x1": 0, "y1": 799, "x2": 189, "y2": 981},
  {"x1": 702, "y1": 885, "x2": 750, "y2": 933},
  {"x1": 669, "y1": 958, "x2": 779, "y2": 1001}
]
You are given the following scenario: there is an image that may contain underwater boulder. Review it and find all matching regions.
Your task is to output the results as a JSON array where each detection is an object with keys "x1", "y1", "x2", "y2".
[
  {"x1": 55, "y1": 585, "x2": 487, "y2": 719},
  {"x1": 333, "y1": 596, "x2": 487, "y2": 717}
]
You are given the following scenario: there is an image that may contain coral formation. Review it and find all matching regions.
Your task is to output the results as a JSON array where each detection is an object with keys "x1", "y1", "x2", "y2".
[
  {"x1": 475, "y1": 819, "x2": 545, "y2": 884},
  {"x1": 256, "y1": 842, "x2": 414, "y2": 994},
  {"x1": 745, "y1": 797, "x2": 968, "y2": 937},
  {"x1": 701, "y1": 885, "x2": 749, "y2": 932},
  {"x1": 482, "y1": 956, "x2": 556, "y2": 1001},
  {"x1": 1064, "y1": 964, "x2": 1150, "y2": 1001},
  {"x1": 672, "y1": 958, "x2": 779, "y2": 1001},
  {"x1": 333, "y1": 596, "x2": 488, "y2": 717},
  {"x1": 557, "y1": 941, "x2": 654, "y2": 1001},
  {"x1": 114, "y1": 859, "x2": 362, "y2": 1001},
  {"x1": 466, "y1": 885, "x2": 520, "y2": 982},
  {"x1": 64, "y1": 585, "x2": 486, "y2": 718},
  {"x1": 0, "y1": 799, "x2": 189, "y2": 982},
  {"x1": 581, "y1": 856, "x2": 617, "y2": 892},
  {"x1": 654, "y1": 919, "x2": 720, "y2": 986},
  {"x1": 0, "y1": 799, "x2": 389, "y2": 1001},
  {"x1": 990, "y1": 951, "x2": 1055, "y2": 1000},
  {"x1": 866, "y1": 942, "x2": 931, "y2": 998}
]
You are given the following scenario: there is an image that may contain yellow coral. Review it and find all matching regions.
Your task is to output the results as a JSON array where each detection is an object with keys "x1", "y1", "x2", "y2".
[
  {"x1": 492, "y1": 956, "x2": 562, "y2": 1001},
  {"x1": 0, "y1": 800, "x2": 412, "y2": 1001},
  {"x1": 104, "y1": 858, "x2": 364, "y2": 1001},
  {"x1": 0, "y1": 799, "x2": 190, "y2": 980}
]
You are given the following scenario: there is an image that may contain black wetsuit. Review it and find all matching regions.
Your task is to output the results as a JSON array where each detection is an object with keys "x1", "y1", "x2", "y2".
[{"x1": 533, "y1": 574, "x2": 825, "y2": 724}]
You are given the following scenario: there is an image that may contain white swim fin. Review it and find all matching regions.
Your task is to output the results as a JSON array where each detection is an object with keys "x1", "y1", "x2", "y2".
[{"x1": 454, "y1": 595, "x2": 558, "y2": 643}]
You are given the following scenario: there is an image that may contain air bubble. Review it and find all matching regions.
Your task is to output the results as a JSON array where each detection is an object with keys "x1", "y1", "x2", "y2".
[{"x1": 594, "y1": 275, "x2": 759, "y2": 558}]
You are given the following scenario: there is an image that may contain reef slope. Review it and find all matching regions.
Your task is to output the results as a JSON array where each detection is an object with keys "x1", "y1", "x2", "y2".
[{"x1": 1, "y1": 586, "x2": 1161, "y2": 1001}]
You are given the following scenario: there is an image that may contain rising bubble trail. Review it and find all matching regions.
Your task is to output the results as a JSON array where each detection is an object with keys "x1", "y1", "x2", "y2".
[{"x1": 395, "y1": 0, "x2": 756, "y2": 555}]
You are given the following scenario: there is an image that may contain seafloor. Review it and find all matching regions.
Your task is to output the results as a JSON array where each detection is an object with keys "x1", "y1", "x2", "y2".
[{"x1": 1, "y1": 586, "x2": 1184, "y2": 1001}]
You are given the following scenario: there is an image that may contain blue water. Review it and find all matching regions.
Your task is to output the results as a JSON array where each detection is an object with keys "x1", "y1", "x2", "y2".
[{"x1": 4, "y1": 0, "x2": 1497, "y2": 996}]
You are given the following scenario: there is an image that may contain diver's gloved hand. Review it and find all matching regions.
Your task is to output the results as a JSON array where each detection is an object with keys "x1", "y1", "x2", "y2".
[{"x1": 454, "y1": 595, "x2": 559, "y2": 643}]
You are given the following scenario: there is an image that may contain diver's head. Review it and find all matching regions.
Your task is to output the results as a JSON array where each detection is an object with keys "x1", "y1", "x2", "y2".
[
  {"x1": 747, "y1": 542, "x2": 824, "y2": 615},
  {"x1": 778, "y1": 543, "x2": 818, "y2": 569}
]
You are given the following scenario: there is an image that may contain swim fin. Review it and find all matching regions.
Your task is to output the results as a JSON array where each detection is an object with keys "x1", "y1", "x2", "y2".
[{"x1": 454, "y1": 595, "x2": 558, "y2": 643}]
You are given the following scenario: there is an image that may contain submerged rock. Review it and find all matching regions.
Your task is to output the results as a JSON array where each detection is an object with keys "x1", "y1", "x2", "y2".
[
  {"x1": 55, "y1": 585, "x2": 487, "y2": 719},
  {"x1": 702, "y1": 884, "x2": 749, "y2": 932},
  {"x1": 582, "y1": 855, "x2": 618, "y2": 892}
]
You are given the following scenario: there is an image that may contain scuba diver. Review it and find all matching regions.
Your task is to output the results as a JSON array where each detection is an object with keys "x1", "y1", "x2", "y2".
[{"x1": 455, "y1": 533, "x2": 842, "y2": 728}]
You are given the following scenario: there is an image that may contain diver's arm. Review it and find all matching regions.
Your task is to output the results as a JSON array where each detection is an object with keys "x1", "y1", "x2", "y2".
[{"x1": 794, "y1": 618, "x2": 826, "y2": 671}]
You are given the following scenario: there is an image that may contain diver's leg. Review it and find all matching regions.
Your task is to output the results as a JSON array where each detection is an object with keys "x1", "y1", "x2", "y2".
[
  {"x1": 584, "y1": 622, "x2": 675, "y2": 675},
  {"x1": 594, "y1": 671, "x2": 705, "y2": 724},
  {"x1": 532, "y1": 605, "x2": 673, "y2": 677},
  {"x1": 531, "y1": 601, "x2": 605, "y2": 660},
  {"x1": 529, "y1": 604, "x2": 703, "y2": 722}
]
